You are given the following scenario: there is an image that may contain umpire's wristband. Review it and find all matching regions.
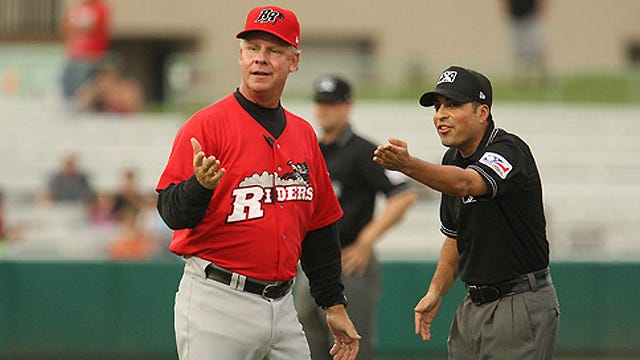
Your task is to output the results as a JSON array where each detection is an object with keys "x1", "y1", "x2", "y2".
[{"x1": 320, "y1": 294, "x2": 348, "y2": 310}]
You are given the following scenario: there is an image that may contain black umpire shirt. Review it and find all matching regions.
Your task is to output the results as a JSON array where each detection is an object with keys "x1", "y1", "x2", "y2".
[
  {"x1": 320, "y1": 125, "x2": 411, "y2": 248},
  {"x1": 439, "y1": 120, "x2": 549, "y2": 285}
]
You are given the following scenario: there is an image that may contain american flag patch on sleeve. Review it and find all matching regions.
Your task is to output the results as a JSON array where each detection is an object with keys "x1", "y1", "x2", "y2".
[{"x1": 479, "y1": 152, "x2": 513, "y2": 179}]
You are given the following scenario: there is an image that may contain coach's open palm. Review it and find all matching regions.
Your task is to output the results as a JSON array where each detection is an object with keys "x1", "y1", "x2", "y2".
[
  {"x1": 191, "y1": 137, "x2": 226, "y2": 190},
  {"x1": 326, "y1": 305, "x2": 361, "y2": 360}
]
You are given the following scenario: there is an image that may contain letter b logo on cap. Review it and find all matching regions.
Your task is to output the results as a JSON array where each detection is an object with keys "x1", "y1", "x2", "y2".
[{"x1": 255, "y1": 8, "x2": 284, "y2": 24}]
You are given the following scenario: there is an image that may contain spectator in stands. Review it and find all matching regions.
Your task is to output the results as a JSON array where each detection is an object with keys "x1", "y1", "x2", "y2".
[
  {"x1": 75, "y1": 66, "x2": 145, "y2": 114},
  {"x1": 111, "y1": 169, "x2": 144, "y2": 221},
  {"x1": 88, "y1": 192, "x2": 116, "y2": 226},
  {"x1": 502, "y1": 0, "x2": 548, "y2": 87},
  {"x1": 108, "y1": 171, "x2": 170, "y2": 260},
  {"x1": 108, "y1": 206, "x2": 154, "y2": 260},
  {"x1": 60, "y1": 0, "x2": 111, "y2": 100},
  {"x1": 40, "y1": 153, "x2": 95, "y2": 205},
  {"x1": 0, "y1": 188, "x2": 25, "y2": 248},
  {"x1": 136, "y1": 193, "x2": 173, "y2": 255}
]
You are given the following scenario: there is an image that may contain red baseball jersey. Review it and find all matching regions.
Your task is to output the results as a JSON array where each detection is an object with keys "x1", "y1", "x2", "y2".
[
  {"x1": 157, "y1": 94, "x2": 343, "y2": 281},
  {"x1": 65, "y1": 1, "x2": 110, "y2": 61}
]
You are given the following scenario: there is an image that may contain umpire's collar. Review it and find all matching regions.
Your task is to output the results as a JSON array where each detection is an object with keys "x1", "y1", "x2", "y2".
[
  {"x1": 453, "y1": 119, "x2": 498, "y2": 162},
  {"x1": 322, "y1": 125, "x2": 353, "y2": 148}
]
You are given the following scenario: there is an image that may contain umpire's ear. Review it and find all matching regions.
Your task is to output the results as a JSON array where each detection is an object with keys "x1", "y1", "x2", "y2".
[{"x1": 477, "y1": 103, "x2": 490, "y2": 124}]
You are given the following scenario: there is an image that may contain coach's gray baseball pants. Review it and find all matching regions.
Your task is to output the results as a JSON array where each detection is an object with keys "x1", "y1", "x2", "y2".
[{"x1": 175, "y1": 256, "x2": 311, "y2": 360}]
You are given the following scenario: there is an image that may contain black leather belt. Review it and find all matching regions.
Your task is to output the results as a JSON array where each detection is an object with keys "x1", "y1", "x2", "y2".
[
  {"x1": 466, "y1": 268, "x2": 552, "y2": 305},
  {"x1": 205, "y1": 264, "x2": 293, "y2": 300}
]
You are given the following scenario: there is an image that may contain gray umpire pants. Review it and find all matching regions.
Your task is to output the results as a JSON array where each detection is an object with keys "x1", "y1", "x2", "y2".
[
  {"x1": 448, "y1": 281, "x2": 560, "y2": 359},
  {"x1": 294, "y1": 258, "x2": 381, "y2": 360}
]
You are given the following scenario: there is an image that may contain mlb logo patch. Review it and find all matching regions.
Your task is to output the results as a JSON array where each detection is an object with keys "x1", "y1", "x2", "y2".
[
  {"x1": 437, "y1": 70, "x2": 457, "y2": 85},
  {"x1": 479, "y1": 152, "x2": 513, "y2": 179}
]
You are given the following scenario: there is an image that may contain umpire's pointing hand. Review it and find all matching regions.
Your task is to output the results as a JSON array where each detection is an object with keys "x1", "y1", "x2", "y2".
[{"x1": 191, "y1": 137, "x2": 225, "y2": 190}]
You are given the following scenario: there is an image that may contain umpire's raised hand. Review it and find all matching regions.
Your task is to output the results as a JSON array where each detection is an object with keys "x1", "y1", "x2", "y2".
[
  {"x1": 191, "y1": 137, "x2": 226, "y2": 190},
  {"x1": 373, "y1": 138, "x2": 413, "y2": 172}
]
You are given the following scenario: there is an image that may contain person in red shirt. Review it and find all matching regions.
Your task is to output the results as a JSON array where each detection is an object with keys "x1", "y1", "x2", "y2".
[
  {"x1": 60, "y1": 0, "x2": 110, "y2": 99},
  {"x1": 156, "y1": 6, "x2": 360, "y2": 360}
]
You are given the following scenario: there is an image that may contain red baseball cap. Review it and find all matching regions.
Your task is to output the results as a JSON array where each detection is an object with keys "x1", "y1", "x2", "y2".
[{"x1": 236, "y1": 6, "x2": 300, "y2": 48}]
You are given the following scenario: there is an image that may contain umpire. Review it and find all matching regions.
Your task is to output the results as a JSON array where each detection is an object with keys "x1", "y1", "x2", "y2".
[
  {"x1": 295, "y1": 75, "x2": 416, "y2": 359},
  {"x1": 373, "y1": 66, "x2": 560, "y2": 359}
]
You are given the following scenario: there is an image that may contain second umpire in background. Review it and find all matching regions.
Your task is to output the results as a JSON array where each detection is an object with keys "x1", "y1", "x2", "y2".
[
  {"x1": 373, "y1": 66, "x2": 560, "y2": 359},
  {"x1": 295, "y1": 75, "x2": 416, "y2": 359}
]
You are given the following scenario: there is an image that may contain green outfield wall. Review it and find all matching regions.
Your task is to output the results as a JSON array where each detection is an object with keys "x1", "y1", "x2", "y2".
[{"x1": 0, "y1": 260, "x2": 638, "y2": 358}]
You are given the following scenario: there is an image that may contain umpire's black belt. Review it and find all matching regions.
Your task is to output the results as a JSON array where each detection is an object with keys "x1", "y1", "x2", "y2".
[
  {"x1": 466, "y1": 268, "x2": 552, "y2": 305},
  {"x1": 205, "y1": 264, "x2": 293, "y2": 300}
]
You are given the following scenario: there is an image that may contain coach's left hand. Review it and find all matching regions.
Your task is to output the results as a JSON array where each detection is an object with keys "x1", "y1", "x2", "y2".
[
  {"x1": 326, "y1": 305, "x2": 361, "y2": 360},
  {"x1": 191, "y1": 137, "x2": 226, "y2": 190}
]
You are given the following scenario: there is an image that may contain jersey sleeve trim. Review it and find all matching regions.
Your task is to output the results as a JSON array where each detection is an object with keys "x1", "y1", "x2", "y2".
[
  {"x1": 469, "y1": 164, "x2": 498, "y2": 199},
  {"x1": 440, "y1": 224, "x2": 457, "y2": 238}
]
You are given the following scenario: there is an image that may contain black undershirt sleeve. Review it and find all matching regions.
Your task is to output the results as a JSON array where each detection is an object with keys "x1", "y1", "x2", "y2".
[
  {"x1": 300, "y1": 222, "x2": 346, "y2": 308},
  {"x1": 157, "y1": 174, "x2": 214, "y2": 230}
]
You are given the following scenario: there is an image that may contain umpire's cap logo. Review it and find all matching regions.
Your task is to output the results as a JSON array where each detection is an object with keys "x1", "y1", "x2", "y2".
[
  {"x1": 419, "y1": 66, "x2": 493, "y2": 108},
  {"x1": 437, "y1": 70, "x2": 458, "y2": 85}
]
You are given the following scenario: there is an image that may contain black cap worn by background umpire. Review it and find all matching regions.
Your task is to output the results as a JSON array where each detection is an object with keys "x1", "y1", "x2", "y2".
[
  {"x1": 313, "y1": 75, "x2": 352, "y2": 103},
  {"x1": 419, "y1": 66, "x2": 492, "y2": 108}
]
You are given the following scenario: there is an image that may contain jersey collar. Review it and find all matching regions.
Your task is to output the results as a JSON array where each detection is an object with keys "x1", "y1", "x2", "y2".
[
  {"x1": 321, "y1": 124, "x2": 354, "y2": 148},
  {"x1": 335, "y1": 125, "x2": 354, "y2": 147},
  {"x1": 453, "y1": 119, "x2": 499, "y2": 162}
]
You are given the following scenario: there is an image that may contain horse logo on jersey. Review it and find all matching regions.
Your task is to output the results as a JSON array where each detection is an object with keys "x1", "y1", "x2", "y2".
[
  {"x1": 254, "y1": 8, "x2": 284, "y2": 24},
  {"x1": 226, "y1": 162, "x2": 314, "y2": 223},
  {"x1": 281, "y1": 161, "x2": 309, "y2": 184},
  {"x1": 479, "y1": 151, "x2": 513, "y2": 179}
]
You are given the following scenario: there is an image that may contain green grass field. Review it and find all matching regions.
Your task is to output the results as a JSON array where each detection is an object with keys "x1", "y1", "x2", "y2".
[
  {"x1": 365, "y1": 71, "x2": 640, "y2": 104},
  {"x1": 148, "y1": 70, "x2": 640, "y2": 117}
]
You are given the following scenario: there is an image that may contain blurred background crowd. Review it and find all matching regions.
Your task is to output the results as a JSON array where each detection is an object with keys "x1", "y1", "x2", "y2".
[{"x1": 1, "y1": 0, "x2": 639, "y2": 260}]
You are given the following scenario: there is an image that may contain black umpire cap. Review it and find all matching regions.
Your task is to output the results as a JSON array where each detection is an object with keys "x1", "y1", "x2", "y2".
[
  {"x1": 313, "y1": 75, "x2": 352, "y2": 103},
  {"x1": 419, "y1": 66, "x2": 492, "y2": 109}
]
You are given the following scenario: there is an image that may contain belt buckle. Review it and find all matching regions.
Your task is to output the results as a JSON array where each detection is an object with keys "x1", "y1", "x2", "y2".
[
  {"x1": 467, "y1": 285, "x2": 483, "y2": 305},
  {"x1": 468, "y1": 285, "x2": 500, "y2": 305},
  {"x1": 262, "y1": 282, "x2": 284, "y2": 300}
]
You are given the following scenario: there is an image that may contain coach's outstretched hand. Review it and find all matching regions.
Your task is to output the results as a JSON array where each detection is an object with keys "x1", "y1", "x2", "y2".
[
  {"x1": 191, "y1": 137, "x2": 226, "y2": 190},
  {"x1": 373, "y1": 138, "x2": 413, "y2": 172},
  {"x1": 326, "y1": 305, "x2": 361, "y2": 360}
]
